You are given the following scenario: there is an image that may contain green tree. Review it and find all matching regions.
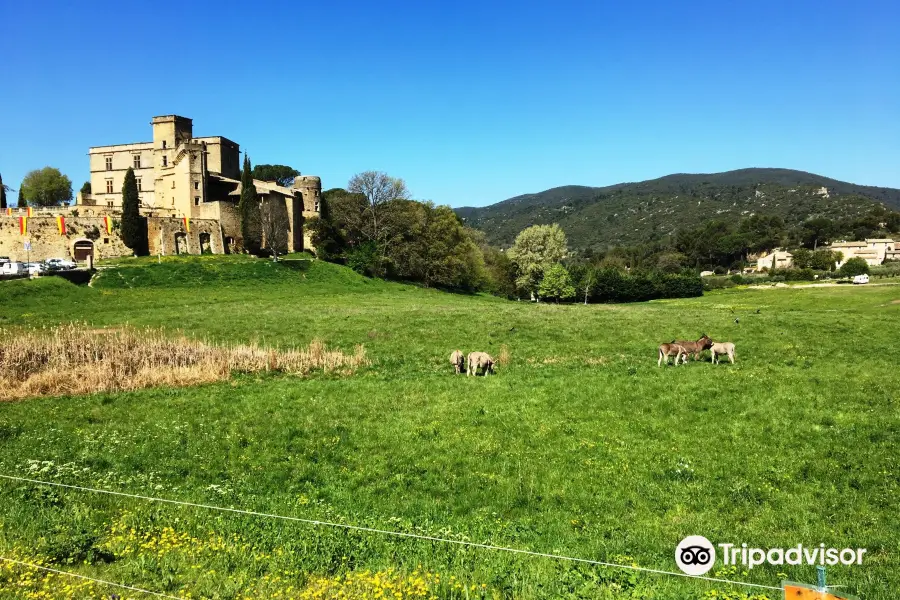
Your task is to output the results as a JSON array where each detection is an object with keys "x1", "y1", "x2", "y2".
[
  {"x1": 506, "y1": 224, "x2": 569, "y2": 299},
  {"x1": 251, "y1": 165, "x2": 300, "y2": 187},
  {"x1": 308, "y1": 188, "x2": 355, "y2": 261},
  {"x1": 791, "y1": 248, "x2": 812, "y2": 269},
  {"x1": 239, "y1": 155, "x2": 262, "y2": 254},
  {"x1": 80, "y1": 181, "x2": 92, "y2": 195},
  {"x1": 120, "y1": 168, "x2": 148, "y2": 255},
  {"x1": 0, "y1": 173, "x2": 8, "y2": 209},
  {"x1": 839, "y1": 257, "x2": 869, "y2": 278},
  {"x1": 810, "y1": 249, "x2": 838, "y2": 271},
  {"x1": 20, "y1": 167, "x2": 73, "y2": 206},
  {"x1": 655, "y1": 252, "x2": 687, "y2": 274},
  {"x1": 347, "y1": 171, "x2": 410, "y2": 247},
  {"x1": 17, "y1": 188, "x2": 25, "y2": 207},
  {"x1": 538, "y1": 264, "x2": 576, "y2": 302},
  {"x1": 800, "y1": 217, "x2": 833, "y2": 250}
]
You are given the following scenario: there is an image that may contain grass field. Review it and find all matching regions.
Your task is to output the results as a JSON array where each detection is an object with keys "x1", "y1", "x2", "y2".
[{"x1": 0, "y1": 255, "x2": 897, "y2": 599}]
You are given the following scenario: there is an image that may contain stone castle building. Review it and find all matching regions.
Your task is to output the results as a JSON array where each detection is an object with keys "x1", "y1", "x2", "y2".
[{"x1": 67, "y1": 114, "x2": 321, "y2": 257}]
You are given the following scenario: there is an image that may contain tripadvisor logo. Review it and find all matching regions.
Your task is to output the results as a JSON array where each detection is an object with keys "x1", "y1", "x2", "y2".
[
  {"x1": 676, "y1": 535, "x2": 716, "y2": 575},
  {"x1": 676, "y1": 536, "x2": 868, "y2": 575}
]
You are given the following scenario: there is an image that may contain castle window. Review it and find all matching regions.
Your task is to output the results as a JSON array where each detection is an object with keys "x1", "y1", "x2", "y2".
[
  {"x1": 105, "y1": 156, "x2": 113, "y2": 170},
  {"x1": 314, "y1": 201, "x2": 320, "y2": 212},
  {"x1": 194, "y1": 197, "x2": 200, "y2": 206},
  {"x1": 133, "y1": 154, "x2": 141, "y2": 169},
  {"x1": 194, "y1": 181, "x2": 199, "y2": 190},
  {"x1": 162, "y1": 156, "x2": 168, "y2": 167},
  {"x1": 162, "y1": 140, "x2": 167, "y2": 149},
  {"x1": 105, "y1": 179, "x2": 114, "y2": 193},
  {"x1": 136, "y1": 178, "x2": 142, "y2": 191}
]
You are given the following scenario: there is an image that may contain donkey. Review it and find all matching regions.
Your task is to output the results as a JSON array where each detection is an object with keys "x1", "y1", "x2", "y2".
[
  {"x1": 658, "y1": 342, "x2": 687, "y2": 367},
  {"x1": 672, "y1": 334, "x2": 714, "y2": 364}
]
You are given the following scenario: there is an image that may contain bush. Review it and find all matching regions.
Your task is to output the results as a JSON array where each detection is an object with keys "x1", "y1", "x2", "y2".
[
  {"x1": 839, "y1": 257, "x2": 870, "y2": 278},
  {"x1": 345, "y1": 242, "x2": 379, "y2": 276},
  {"x1": 729, "y1": 274, "x2": 744, "y2": 284},
  {"x1": 589, "y1": 269, "x2": 701, "y2": 302},
  {"x1": 770, "y1": 268, "x2": 814, "y2": 281}
]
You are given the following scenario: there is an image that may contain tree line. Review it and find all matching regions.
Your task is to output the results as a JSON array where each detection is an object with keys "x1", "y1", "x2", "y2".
[
  {"x1": 309, "y1": 178, "x2": 702, "y2": 302},
  {"x1": 580, "y1": 205, "x2": 900, "y2": 274}
]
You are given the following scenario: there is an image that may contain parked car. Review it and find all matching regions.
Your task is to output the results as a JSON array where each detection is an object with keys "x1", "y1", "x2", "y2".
[
  {"x1": 0, "y1": 262, "x2": 23, "y2": 276},
  {"x1": 45, "y1": 257, "x2": 77, "y2": 271},
  {"x1": 23, "y1": 262, "x2": 46, "y2": 276},
  {"x1": 853, "y1": 274, "x2": 870, "y2": 285},
  {"x1": 0, "y1": 256, "x2": 10, "y2": 265}
]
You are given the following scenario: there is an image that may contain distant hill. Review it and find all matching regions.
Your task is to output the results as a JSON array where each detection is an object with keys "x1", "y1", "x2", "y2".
[{"x1": 456, "y1": 168, "x2": 900, "y2": 251}]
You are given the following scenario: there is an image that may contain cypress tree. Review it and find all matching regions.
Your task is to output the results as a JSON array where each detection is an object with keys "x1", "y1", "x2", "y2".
[
  {"x1": 0, "y1": 173, "x2": 6, "y2": 209},
  {"x1": 239, "y1": 155, "x2": 261, "y2": 254},
  {"x1": 17, "y1": 188, "x2": 26, "y2": 207},
  {"x1": 120, "y1": 167, "x2": 148, "y2": 255}
]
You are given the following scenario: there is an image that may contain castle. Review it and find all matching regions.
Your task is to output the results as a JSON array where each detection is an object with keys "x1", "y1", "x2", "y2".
[{"x1": 0, "y1": 115, "x2": 320, "y2": 263}]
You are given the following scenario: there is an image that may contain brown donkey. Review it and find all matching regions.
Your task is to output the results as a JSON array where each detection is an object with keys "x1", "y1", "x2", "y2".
[
  {"x1": 672, "y1": 334, "x2": 713, "y2": 364},
  {"x1": 658, "y1": 342, "x2": 687, "y2": 367}
]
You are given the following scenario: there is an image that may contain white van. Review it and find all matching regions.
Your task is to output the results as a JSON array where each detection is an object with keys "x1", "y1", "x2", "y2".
[
  {"x1": 0, "y1": 262, "x2": 23, "y2": 276},
  {"x1": 853, "y1": 274, "x2": 869, "y2": 285}
]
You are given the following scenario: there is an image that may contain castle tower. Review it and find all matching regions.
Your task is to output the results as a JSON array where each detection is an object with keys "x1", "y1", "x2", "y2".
[{"x1": 286, "y1": 175, "x2": 322, "y2": 252}]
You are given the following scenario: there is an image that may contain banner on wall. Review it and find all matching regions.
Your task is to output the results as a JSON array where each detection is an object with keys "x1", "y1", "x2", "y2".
[
  {"x1": 103, "y1": 216, "x2": 112, "y2": 234},
  {"x1": 19, "y1": 216, "x2": 27, "y2": 235},
  {"x1": 183, "y1": 217, "x2": 190, "y2": 233},
  {"x1": 56, "y1": 215, "x2": 66, "y2": 235}
]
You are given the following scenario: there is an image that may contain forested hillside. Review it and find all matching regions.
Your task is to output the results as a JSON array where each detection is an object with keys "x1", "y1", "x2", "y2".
[{"x1": 456, "y1": 168, "x2": 900, "y2": 251}]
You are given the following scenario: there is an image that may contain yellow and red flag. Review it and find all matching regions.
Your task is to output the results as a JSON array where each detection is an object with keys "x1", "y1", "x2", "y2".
[
  {"x1": 19, "y1": 216, "x2": 27, "y2": 235},
  {"x1": 5, "y1": 208, "x2": 10, "y2": 216},
  {"x1": 103, "y1": 216, "x2": 112, "y2": 234},
  {"x1": 56, "y1": 215, "x2": 66, "y2": 235},
  {"x1": 26, "y1": 207, "x2": 33, "y2": 217},
  {"x1": 183, "y1": 217, "x2": 190, "y2": 233}
]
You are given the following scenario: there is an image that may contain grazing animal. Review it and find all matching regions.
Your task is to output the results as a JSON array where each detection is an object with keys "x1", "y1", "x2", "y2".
[
  {"x1": 672, "y1": 334, "x2": 714, "y2": 363},
  {"x1": 449, "y1": 350, "x2": 465, "y2": 374},
  {"x1": 710, "y1": 342, "x2": 736, "y2": 364},
  {"x1": 657, "y1": 343, "x2": 687, "y2": 367},
  {"x1": 467, "y1": 351, "x2": 496, "y2": 376}
]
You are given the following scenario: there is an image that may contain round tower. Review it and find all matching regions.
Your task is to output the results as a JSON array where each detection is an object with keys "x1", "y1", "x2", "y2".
[{"x1": 293, "y1": 175, "x2": 322, "y2": 214}]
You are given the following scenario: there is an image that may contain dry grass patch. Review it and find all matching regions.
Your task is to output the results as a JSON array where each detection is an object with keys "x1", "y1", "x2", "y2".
[{"x1": 0, "y1": 324, "x2": 369, "y2": 401}]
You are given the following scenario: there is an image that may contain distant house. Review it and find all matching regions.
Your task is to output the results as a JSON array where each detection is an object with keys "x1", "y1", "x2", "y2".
[
  {"x1": 756, "y1": 249, "x2": 793, "y2": 272},
  {"x1": 830, "y1": 239, "x2": 896, "y2": 268}
]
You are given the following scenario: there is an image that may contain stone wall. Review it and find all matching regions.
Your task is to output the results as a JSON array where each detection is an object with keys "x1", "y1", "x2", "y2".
[
  {"x1": 147, "y1": 217, "x2": 225, "y2": 256},
  {"x1": 0, "y1": 216, "x2": 131, "y2": 262}
]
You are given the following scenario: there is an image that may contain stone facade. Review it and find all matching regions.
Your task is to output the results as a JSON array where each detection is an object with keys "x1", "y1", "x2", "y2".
[{"x1": 0, "y1": 210, "x2": 130, "y2": 262}]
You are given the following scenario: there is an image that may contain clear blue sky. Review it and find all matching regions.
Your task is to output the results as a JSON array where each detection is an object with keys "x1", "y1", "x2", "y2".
[{"x1": 1, "y1": 0, "x2": 897, "y2": 207}]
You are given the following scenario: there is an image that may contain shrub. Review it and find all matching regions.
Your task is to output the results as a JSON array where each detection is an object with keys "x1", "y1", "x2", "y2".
[
  {"x1": 538, "y1": 264, "x2": 576, "y2": 302},
  {"x1": 839, "y1": 257, "x2": 870, "y2": 278},
  {"x1": 346, "y1": 242, "x2": 379, "y2": 276}
]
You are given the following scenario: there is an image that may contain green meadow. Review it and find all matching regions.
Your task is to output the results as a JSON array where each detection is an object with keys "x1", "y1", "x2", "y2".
[{"x1": 0, "y1": 256, "x2": 897, "y2": 599}]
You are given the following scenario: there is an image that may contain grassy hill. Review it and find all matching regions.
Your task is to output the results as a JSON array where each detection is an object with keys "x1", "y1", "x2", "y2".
[
  {"x1": 0, "y1": 256, "x2": 897, "y2": 599},
  {"x1": 456, "y1": 168, "x2": 900, "y2": 251}
]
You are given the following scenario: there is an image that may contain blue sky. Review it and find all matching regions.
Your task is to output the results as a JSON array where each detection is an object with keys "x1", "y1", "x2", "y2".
[{"x1": 0, "y1": 0, "x2": 897, "y2": 207}]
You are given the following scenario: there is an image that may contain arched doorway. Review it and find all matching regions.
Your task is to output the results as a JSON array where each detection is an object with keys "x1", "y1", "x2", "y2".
[
  {"x1": 199, "y1": 232, "x2": 212, "y2": 254},
  {"x1": 174, "y1": 232, "x2": 188, "y2": 255},
  {"x1": 72, "y1": 239, "x2": 95, "y2": 263}
]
